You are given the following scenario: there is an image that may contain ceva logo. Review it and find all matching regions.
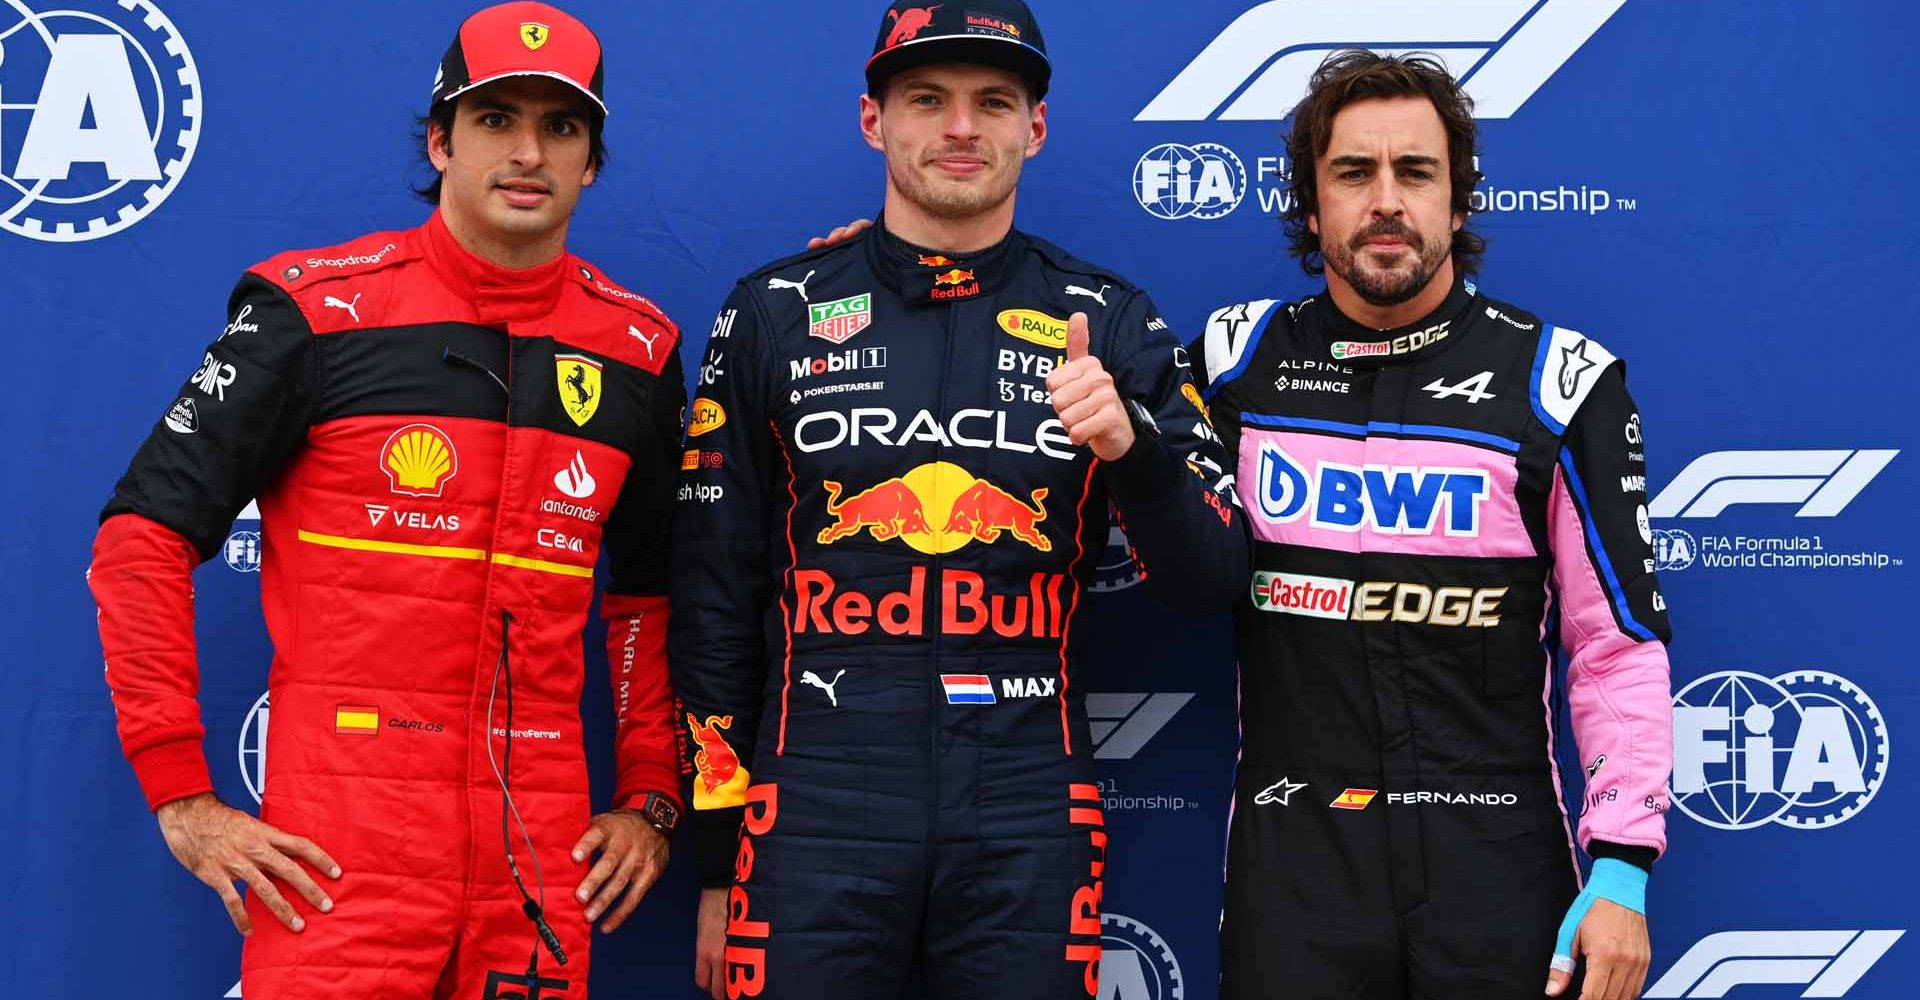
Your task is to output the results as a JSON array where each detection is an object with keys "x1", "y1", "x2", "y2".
[
  {"x1": 1137, "y1": 0, "x2": 1627, "y2": 122},
  {"x1": 0, "y1": 1, "x2": 202, "y2": 241}
]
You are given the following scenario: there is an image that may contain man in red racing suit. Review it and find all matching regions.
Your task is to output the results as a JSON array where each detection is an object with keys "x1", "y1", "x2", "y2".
[{"x1": 87, "y1": 4, "x2": 685, "y2": 997}]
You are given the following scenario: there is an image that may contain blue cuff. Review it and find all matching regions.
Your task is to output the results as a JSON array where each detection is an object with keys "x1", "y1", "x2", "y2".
[{"x1": 1553, "y1": 859, "x2": 1649, "y2": 964}]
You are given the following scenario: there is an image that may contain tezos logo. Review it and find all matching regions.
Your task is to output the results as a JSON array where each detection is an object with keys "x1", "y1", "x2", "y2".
[
  {"x1": 0, "y1": 1, "x2": 201, "y2": 241},
  {"x1": 1133, "y1": 142, "x2": 1246, "y2": 220},
  {"x1": 1671, "y1": 670, "x2": 1889, "y2": 831},
  {"x1": 1101, "y1": 912, "x2": 1184, "y2": 1000}
]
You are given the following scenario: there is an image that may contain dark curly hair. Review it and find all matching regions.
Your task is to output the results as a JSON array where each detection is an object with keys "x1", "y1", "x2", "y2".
[
  {"x1": 1282, "y1": 50, "x2": 1485, "y2": 276},
  {"x1": 412, "y1": 99, "x2": 608, "y2": 205}
]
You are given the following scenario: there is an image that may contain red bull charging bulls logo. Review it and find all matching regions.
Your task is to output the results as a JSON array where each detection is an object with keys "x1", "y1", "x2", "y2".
[{"x1": 817, "y1": 462, "x2": 1050, "y2": 553}]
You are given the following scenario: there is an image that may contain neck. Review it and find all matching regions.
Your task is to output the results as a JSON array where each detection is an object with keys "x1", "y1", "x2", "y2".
[
  {"x1": 880, "y1": 183, "x2": 1015, "y2": 255},
  {"x1": 439, "y1": 202, "x2": 567, "y2": 270},
  {"x1": 1326, "y1": 255, "x2": 1457, "y2": 329}
]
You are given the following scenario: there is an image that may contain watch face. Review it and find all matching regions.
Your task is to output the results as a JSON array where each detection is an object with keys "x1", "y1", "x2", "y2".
[{"x1": 645, "y1": 795, "x2": 680, "y2": 832}]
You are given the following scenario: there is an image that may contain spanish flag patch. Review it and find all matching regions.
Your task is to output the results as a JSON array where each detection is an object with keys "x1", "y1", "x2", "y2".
[{"x1": 335, "y1": 706, "x2": 379, "y2": 736}]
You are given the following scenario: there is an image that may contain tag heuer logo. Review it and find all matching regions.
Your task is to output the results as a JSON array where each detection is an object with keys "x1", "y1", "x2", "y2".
[{"x1": 808, "y1": 293, "x2": 873, "y2": 344}]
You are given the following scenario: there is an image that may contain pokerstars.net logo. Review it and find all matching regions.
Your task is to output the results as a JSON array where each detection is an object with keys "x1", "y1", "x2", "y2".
[{"x1": 0, "y1": 1, "x2": 202, "y2": 241}]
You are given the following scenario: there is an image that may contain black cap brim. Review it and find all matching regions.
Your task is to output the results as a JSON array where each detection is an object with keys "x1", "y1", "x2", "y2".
[{"x1": 866, "y1": 36, "x2": 1051, "y2": 101}]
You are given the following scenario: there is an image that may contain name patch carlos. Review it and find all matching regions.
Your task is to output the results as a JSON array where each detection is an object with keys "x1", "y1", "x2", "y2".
[
  {"x1": 794, "y1": 407, "x2": 1075, "y2": 461},
  {"x1": 1250, "y1": 570, "x2": 1507, "y2": 627},
  {"x1": 1256, "y1": 444, "x2": 1489, "y2": 535},
  {"x1": 792, "y1": 567, "x2": 1070, "y2": 639}
]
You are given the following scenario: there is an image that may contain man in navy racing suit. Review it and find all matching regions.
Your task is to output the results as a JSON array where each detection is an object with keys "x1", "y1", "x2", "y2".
[
  {"x1": 1196, "y1": 52, "x2": 1674, "y2": 1000},
  {"x1": 670, "y1": 3, "x2": 1247, "y2": 998}
]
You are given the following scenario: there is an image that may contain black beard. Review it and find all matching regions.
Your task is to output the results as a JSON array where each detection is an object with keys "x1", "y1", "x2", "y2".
[{"x1": 1325, "y1": 225, "x2": 1450, "y2": 307}]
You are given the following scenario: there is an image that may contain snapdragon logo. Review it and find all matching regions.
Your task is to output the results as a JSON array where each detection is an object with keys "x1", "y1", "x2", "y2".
[
  {"x1": 1136, "y1": 0, "x2": 1627, "y2": 122},
  {"x1": 0, "y1": 1, "x2": 202, "y2": 241}
]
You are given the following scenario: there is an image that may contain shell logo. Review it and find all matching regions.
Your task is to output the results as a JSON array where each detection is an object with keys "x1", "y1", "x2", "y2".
[{"x1": 380, "y1": 424, "x2": 459, "y2": 497}]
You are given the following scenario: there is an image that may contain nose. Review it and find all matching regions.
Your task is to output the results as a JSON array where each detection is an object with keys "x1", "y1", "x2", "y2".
[
  {"x1": 1368, "y1": 170, "x2": 1406, "y2": 219},
  {"x1": 509, "y1": 120, "x2": 547, "y2": 170},
  {"x1": 943, "y1": 104, "x2": 981, "y2": 144}
]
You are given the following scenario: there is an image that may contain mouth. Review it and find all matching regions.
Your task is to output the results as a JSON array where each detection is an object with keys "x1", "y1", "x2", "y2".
[
  {"x1": 930, "y1": 155, "x2": 988, "y2": 177},
  {"x1": 495, "y1": 179, "x2": 553, "y2": 208}
]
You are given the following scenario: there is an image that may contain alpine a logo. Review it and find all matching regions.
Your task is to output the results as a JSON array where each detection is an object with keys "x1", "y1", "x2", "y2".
[
  {"x1": 1136, "y1": 0, "x2": 1628, "y2": 123},
  {"x1": 1255, "y1": 444, "x2": 1489, "y2": 536},
  {"x1": 1649, "y1": 450, "x2": 1898, "y2": 518}
]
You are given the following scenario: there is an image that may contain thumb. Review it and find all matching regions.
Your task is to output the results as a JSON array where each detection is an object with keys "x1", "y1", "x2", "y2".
[{"x1": 1066, "y1": 312, "x2": 1091, "y2": 362}]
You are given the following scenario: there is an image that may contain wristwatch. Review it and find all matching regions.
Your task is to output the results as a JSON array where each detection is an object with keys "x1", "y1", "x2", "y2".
[{"x1": 633, "y1": 791, "x2": 681, "y2": 836}]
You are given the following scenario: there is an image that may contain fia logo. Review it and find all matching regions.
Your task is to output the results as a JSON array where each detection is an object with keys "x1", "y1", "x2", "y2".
[
  {"x1": 0, "y1": 1, "x2": 202, "y2": 241},
  {"x1": 223, "y1": 530, "x2": 261, "y2": 573},
  {"x1": 237, "y1": 690, "x2": 269, "y2": 804},
  {"x1": 1133, "y1": 142, "x2": 1247, "y2": 221},
  {"x1": 1671, "y1": 670, "x2": 1889, "y2": 831},
  {"x1": 1101, "y1": 912, "x2": 1185, "y2": 1000}
]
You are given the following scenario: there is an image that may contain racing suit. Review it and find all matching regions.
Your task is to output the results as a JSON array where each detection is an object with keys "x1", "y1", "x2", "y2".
[
  {"x1": 670, "y1": 225, "x2": 1247, "y2": 1000},
  {"x1": 1196, "y1": 280, "x2": 1673, "y2": 999},
  {"x1": 88, "y1": 212, "x2": 685, "y2": 999}
]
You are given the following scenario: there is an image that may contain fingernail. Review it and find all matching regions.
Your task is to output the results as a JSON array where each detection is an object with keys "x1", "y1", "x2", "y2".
[
  {"x1": 585, "y1": 907, "x2": 600, "y2": 920},
  {"x1": 572, "y1": 850, "x2": 584, "y2": 863},
  {"x1": 292, "y1": 917, "x2": 306, "y2": 933},
  {"x1": 320, "y1": 898, "x2": 333, "y2": 913},
  {"x1": 576, "y1": 888, "x2": 589, "y2": 902},
  {"x1": 329, "y1": 866, "x2": 342, "y2": 879}
]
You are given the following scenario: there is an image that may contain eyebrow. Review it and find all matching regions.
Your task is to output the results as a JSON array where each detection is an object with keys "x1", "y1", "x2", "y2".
[
  {"x1": 899, "y1": 80, "x2": 1023, "y2": 100},
  {"x1": 1328, "y1": 153, "x2": 1444, "y2": 170},
  {"x1": 466, "y1": 98, "x2": 590, "y2": 121}
]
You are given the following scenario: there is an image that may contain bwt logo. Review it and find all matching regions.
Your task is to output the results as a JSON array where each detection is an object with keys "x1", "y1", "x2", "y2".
[
  {"x1": 1647, "y1": 930, "x2": 1904, "y2": 998},
  {"x1": 1649, "y1": 450, "x2": 1898, "y2": 519},
  {"x1": 1256, "y1": 444, "x2": 1488, "y2": 536},
  {"x1": 1671, "y1": 670, "x2": 1889, "y2": 831},
  {"x1": 1136, "y1": 0, "x2": 1627, "y2": 122},
  {"x1": 1133, "y1": 142, "x2": 1246, "y2": 220},
  {"x1": 0, "y1": 1, "x2": 202, "y2": 241},
  {"x1": 1088, "y1": 693, "x2": 1192, "y2": 760}
]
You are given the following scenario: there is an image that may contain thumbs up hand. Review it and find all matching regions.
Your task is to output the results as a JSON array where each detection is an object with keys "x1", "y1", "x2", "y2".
[{"x1": 1045, "y1": 312, "x2": 1136, "y2": 461}]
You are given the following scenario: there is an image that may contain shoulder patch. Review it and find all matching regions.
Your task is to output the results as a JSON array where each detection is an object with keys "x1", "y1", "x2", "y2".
[
  {"x1": 252, "y1": 230, "x2": 415, "y2": 291},
  {"x1": 1531, "y1": 325, "x2": 1618, "y2": 434},
  {"x1": 572, "y1": 262, "x2": 677, "y2": 334},
  {"x1": 1202, "y1": 298, "x2": 1282, "y2": 392}
]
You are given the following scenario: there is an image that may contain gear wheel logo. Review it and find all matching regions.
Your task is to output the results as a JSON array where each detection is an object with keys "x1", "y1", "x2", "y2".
[
  {"x1": 1670, "y1": 669, "x2": 1889, "y2": 831},
  {"x1": 1092, "y1": 507, "x2": 1145, "y2": 593},
  {"x1": 236, "y1": 690, "x2": 268, "y2": 805},
  {"x1": 1102, "y1": 912, "x2": 1184, "y2": 1000},
  {"x1": 0, "y1": 0, "x2": 201, "y2": 242}
]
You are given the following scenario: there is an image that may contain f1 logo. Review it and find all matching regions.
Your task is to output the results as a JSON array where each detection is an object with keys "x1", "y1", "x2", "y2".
[
  {"x1": 1648, "y1": 450, "x2": 1898, "y2": 519},
  {"x1": 1136, "y1": 0, "x2": 1628, "y2": 122},
  {"x1": 1087, "y1": 693, "x2": 1193, "y2": 760},
  {"x1": 1646, "y1": 930, "x2": 1903, "y2": 998}
]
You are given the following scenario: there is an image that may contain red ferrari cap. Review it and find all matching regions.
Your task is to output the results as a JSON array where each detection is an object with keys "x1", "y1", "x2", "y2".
[{"x1": 430, "y1": 2, "x2": 607, "y2": 116}]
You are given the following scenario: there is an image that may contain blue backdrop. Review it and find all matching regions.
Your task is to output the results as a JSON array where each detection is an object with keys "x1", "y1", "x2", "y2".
[{"x1": 3, "y1": 1, "x2": 1913, "y2": 997}]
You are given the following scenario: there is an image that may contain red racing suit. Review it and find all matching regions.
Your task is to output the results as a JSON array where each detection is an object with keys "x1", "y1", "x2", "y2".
[{"x1": 88, "y1": 212, "x2": 685, "y2": 999}]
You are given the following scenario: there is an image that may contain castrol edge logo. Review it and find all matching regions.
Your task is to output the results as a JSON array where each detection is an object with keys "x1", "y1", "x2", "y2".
[{"x1": 1250, "y1": 570, "x2": 1507, "y2": 628}]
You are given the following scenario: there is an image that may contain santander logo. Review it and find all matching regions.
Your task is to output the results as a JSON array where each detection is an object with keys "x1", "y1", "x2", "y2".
[{"x1": 554, "y1": 451, "x2": 596, "y2": 499}]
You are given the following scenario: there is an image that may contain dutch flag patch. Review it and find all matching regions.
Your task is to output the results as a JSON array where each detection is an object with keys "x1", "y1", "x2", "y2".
[{"x1": 940, "y1": 674, "x2": 996, "y2": 705}]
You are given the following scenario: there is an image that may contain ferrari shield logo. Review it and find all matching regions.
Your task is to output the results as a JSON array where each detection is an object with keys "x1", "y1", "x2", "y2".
[
  {"x1": 520, "y1": 22, "x2": 551, "y2": 50},
  {"x1": 556, "y1": 354, "x2": 602, "y2": 426}
]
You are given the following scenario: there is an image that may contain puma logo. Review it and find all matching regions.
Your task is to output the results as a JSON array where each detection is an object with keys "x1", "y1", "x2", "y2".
[
  {"x1": 627, "y1": 325, "x2": 659, "y2": 360},
  {"x1": 800, "y1": 669, "x2": 846, "y2": 707},
  {"x1": 323, "y1": 293, "x2": 362, "y2": 324},
  {"x1": 1066, "y1": 284, "x2": 1110, "y2": 307},
  {"x1": 768, "y1": 270, "x2": 816, "y2": 302}
]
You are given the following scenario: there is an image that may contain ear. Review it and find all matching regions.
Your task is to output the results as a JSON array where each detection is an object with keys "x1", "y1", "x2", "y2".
[
  {"x1": 1025, "y1": 99, "x2": 1047, "y2": 159},
  {"x1": 1308, "y1": 212, "x2": 1320, "y2": 236},
  {"x1": 860, "y1": 92, "x2": 884, "y2": 153},
  {"x1": 1452, "y1": 211, "x2": 1464, "y2": 234},
  {"x1": 582, "y1": 159, "x2": 597, "y2": 189},
  {"x1": 427, "y1": 116, "x2": 452, "y2": 173}
]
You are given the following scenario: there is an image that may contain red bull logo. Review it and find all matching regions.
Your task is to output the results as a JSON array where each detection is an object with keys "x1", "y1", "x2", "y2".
[
  {"x1": 884, "y1": 5, "x2": 941, "y2": 48},
  {"x1": 687, "y1": 713, "x2": 749, "y2": 809},
  {"x1": 933, "y1": 268, "x2": 975, "y2": 286},
  {"x1": 815, "y1": 462, "x2": 1051, "y2": 553},
  {"x1": 918, "y1": 254, "x2": 955, "y2": 267},
  {"x1": 726, "y1": 783, "x2": 779, "y2": 998},
  {"x1": 792, "y1": 566, "x2": 1069, "y2": 639}
]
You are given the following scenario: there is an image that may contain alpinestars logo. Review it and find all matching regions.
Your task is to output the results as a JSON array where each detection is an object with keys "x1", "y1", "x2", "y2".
[{"x1": 1136, "y1": 0, "x2": 1627, "y2": 122}]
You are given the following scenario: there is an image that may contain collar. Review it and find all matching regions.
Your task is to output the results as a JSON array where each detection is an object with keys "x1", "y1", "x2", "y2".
[
  {"x1": 864, "y1": 215, "x2": 1020, "y2": 306},
  {"x1": 1317, "y1": 278, "x2": 1477, "y2": 366},
  {"x1": 421, "y1": 210, "x2": 570, "y2": 324}
]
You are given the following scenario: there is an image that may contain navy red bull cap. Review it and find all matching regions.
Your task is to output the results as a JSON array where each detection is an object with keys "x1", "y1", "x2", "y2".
[
  {"x1": 431, "y1": 2, "x2": 608, "y2": 116},
  {"x1": 866, "y1": 0, "x2": 1052, "y2": 101}
]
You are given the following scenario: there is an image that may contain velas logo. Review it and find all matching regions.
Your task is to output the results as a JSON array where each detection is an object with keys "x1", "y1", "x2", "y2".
[
  {"x1": 381, "y1": 424, "x2": 459, "y2": 497},
  {"x1": 1136, "y1": 0, "x2": 1627, "y2": 122},
  {"x1": 998, "y1": 309, "x2": 1068, "y2": 351},
  {"x1": 818, "y1": 461, "x2": 1052, "y2": 554},
  {"x1": 688, "y1": 397, "x2": 726, "y2": 436},
  {"x1": 1, "y1": 1, "x2": 202, "y2": 242},
  {"x1": 555, "y1": 354, "x2": 602, "y2": 426},
  {"x1": 1255, "y1": 443, "x2": 1489, "y2": 536},
  {"x1": 808, "y1": 292, "x2": 874, "y2": 344}
]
